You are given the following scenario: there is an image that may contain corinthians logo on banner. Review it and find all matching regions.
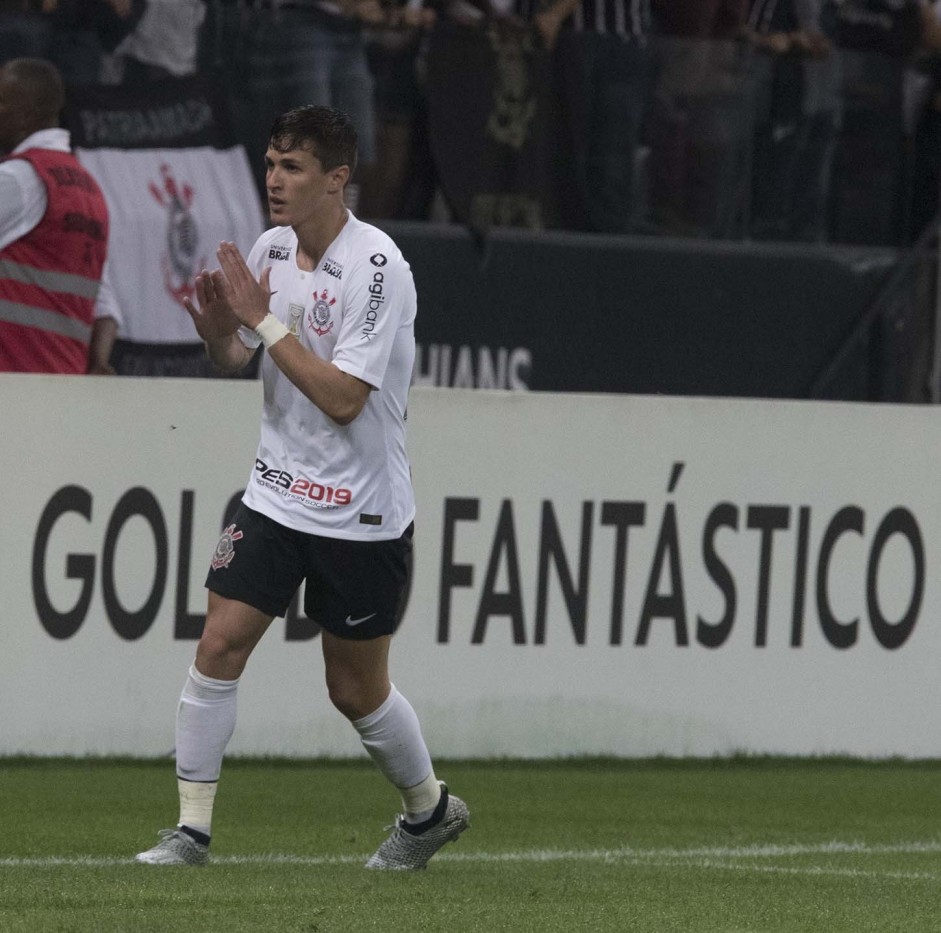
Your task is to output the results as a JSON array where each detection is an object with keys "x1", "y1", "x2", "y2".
[
  {"x1": 69, "y1": 77, "x2": 266, "y2": 344},
  {"x1": 149, "y1": 163, "x2": 207, "y2": 305}
]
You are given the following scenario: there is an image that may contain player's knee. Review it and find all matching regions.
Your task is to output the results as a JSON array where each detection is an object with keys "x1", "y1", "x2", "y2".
[
  {"x1": 195, "y1": 629, "x2": 249, "y2": 678},
  {"x1": 326, "y1": 680, "x2": 358, "y2": 719},
  {"x1": 325, "y1": 673, "x2": 371, "y2": 720}
]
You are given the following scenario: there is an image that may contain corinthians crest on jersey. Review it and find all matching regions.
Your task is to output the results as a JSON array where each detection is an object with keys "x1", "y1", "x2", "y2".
[{"x1": 308, "y1": 288, "x2": 336, "y2": 337}]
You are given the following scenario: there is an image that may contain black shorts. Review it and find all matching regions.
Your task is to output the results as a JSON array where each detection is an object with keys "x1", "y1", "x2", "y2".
[{"x1": 205, "y1": 503, "x2": 413, "y2": 641}]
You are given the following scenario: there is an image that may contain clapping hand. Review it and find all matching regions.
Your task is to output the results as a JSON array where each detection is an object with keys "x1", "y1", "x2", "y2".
[
  {"x1": 182, "y1": 267, "x2": 243, "y2": 343},
  {"x1": 215, "y1": 241, "x2": 273, "y2": 331},
  {"x1": 183, "y1": 243, "x2": 273, "y2": 342}
]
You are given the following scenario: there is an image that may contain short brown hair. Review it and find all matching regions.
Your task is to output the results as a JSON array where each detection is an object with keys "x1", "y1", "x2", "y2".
[{"x1": 268, "y1": 105, "x2": 358, "y2": 179}]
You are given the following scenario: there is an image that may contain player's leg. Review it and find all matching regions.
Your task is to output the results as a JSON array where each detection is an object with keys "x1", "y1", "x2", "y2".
[
  {"x1": 178, "y1": 594, "x2": 274, "y2": 834},
  {"x1": 320, "y1": 631, "x2": 469, "y2": 870},
  {"x1": 322, "y1": 631, "x2": 439, "y2": 814},
  {"x1": 137, "y1": 504, "x2": 302, "y2": 866},
  {"x1": 310, "y1": 524, "x2": 469, "y2": 869},
  {"x1": 136, "y1": 594, "x2": 274, "y2": 866}
]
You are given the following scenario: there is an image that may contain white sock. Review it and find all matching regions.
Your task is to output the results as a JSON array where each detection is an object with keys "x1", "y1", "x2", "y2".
[
  {"x1": 399, "y1": 772, "x2": 443, "y2": 825},
  {"x1": 352, "y1": 685, "x2": 440, "y2": 822},
  {"x1": 174, "y1": 663, "x2": 239, "y2": 835},
  {"x1": 178, "y1": 778, "x2": 217, "y2": 839}
]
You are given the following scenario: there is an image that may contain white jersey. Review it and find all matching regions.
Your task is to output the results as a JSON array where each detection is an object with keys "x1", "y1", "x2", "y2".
[{"x1": 239, "y1": 213, "x2": 416, "y2": 540}]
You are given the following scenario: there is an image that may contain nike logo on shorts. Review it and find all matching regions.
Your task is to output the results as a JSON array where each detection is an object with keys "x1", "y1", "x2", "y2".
[{"x1": 345, "y1": 613, "x2": 377, "y2": 627}]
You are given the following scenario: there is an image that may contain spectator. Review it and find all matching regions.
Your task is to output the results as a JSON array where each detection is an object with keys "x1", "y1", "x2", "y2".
[
  {"x1": 0, "y1": 57, "x2": 116, "y2": 374},
  {"x1": 0, "y1": 1, "x2": 141, "y2": 79},
  {"x1": 361, "y1": 0, "x2": 437, "y2": 219},
  {"x1": 821, "y1": 0, "x2": 923, "y2": 59},
  {"x1": 647, "y1": 0, "x2": 752, "y2": 237},
  {"x1": 744, "y1": 0, "x2": 839, "y2": 241},
  {"x1": 50, "y1": 0, "x2": 145, "y2": 84},
  {"x1": 911, "y1": 1, "x2": 941, "y2": 236},
  {"x1": 0, "y1": 0, "x2": 55, "y2": 64},
  {"x1": 821, "y1": 0, "x2": 933, "y2": 243},
  {"x1": 654, "y1": 0, "x2": 746, "y2": 36},
  {"x1": 104, "y1": 0, "x2": 207, "y2": 84},
  {"x1": 203, "y1": 0, "x2": 382, "y2": 208},
  {"x1": 549, "y1": 0, "x2": 656, "y2": 233}
]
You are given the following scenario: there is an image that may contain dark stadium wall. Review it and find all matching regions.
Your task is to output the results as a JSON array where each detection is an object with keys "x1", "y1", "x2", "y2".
[{"x1": 379, "y1": 221, "x2": 908, "y2": 401}]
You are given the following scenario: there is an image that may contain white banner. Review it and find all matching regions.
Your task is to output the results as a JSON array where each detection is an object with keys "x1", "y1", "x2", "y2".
[
  {"x1": 76, "y1": 147, "x2": 264, "y2": 343},
  {"x1": 2, "y1": 375, "x2": 939, "y2": 758}
]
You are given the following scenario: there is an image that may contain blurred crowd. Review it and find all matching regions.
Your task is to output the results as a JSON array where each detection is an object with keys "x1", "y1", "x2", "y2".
[
  {"x1": 3, "y1": 0, "x2": 941, "y2": 245},
  {"x1": 4, "y1": 0, "x2": 941, "y2": 379}
]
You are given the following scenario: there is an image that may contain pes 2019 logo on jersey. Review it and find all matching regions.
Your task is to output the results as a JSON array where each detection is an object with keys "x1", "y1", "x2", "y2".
[
  {"x1": 149, "y1": 163, "x2": 206, "y2": 306},
  {"x1": 309, "y1": 288, "x2": 336, "y2": 337},
  {"x1": 210, "y1": 523, "x2": 244, "y2": 570}
]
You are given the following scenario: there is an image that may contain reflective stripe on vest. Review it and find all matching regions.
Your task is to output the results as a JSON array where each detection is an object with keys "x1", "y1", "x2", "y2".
[
  {"x1": 0, "y1": 258, "x2": 102, "y2": 300},
  {"x1": 0, "y1": 299, "x2": 93, "y2": 342}
]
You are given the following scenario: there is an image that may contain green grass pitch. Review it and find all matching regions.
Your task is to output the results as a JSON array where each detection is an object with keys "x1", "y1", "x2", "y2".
[{"x1": 2, "y1": 757, "x2": 941, "y2": 932}]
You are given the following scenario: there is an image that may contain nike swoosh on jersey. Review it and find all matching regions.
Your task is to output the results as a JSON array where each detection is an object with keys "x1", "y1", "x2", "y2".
[{"x1": 345, "y1": 613, "x2": 377, "y2": 627}]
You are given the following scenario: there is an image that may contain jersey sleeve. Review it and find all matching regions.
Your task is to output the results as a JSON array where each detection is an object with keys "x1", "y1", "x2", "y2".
[{"x1": 331, "y1": 251, "x2": 414, "y2": 390}]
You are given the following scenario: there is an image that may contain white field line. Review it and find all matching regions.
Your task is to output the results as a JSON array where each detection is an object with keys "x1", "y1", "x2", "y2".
[
  {"x1": 649, "y1": 860, "x2": 939, "y2": 881},
  {"x1": 2, "y1": 840, "x2": 941, "y2": 879}
]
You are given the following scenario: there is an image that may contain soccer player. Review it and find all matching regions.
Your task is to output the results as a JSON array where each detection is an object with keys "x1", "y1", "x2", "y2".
[{"x1": 135, "y1": 105, "x2": 469, "y2": 870}]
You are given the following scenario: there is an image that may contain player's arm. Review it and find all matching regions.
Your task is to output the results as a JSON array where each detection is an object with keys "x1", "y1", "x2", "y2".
[
  {"x1": 215, "y1": 241, "x2": 371, "y2": 423},
  {"x1": 267, "y1": 336, "x2": 372, "y2": 425},
  {"x1": 205, "y1": 329, "x2": 254, "y2": 373},
  {"x1": 206, "y1": 336, "x2": 253, "y2": 373}
]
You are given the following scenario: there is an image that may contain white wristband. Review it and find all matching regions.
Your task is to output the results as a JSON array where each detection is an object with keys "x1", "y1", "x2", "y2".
[{"x1": 254, "y1": 313, "x2": 290, "y2": 349}]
